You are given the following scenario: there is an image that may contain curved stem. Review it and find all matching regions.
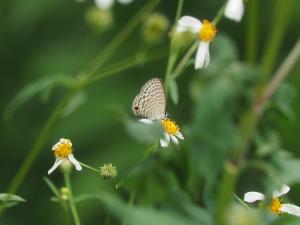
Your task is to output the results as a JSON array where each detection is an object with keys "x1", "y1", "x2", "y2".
[
  {"x1": 83, "y1": 0, "x2": 161, "y2": 80},
  {"x1": 80, "y1": 162, "x2": 101, "y2": 173},
  {"x1": 212, "y1": 3, "x2": 226, "y2": 25},
  {"x1": 64, "y1": 172, "x2": 81, "y2": 225},
  {"x1": 172, "y1": 41, "x2": 198, "y2": 79}
]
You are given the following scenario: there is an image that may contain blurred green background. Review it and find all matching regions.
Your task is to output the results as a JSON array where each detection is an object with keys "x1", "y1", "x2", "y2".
[{"x1": 1, "y1": 0, "x2": 300, "y2": 224}]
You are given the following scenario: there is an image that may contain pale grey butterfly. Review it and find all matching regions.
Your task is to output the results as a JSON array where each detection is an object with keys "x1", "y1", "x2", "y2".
[{"x1": 132, "y1": 78, "x2": 166, "y2": 120}]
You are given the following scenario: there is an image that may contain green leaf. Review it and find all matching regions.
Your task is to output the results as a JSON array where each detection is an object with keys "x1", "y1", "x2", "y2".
[
  {"x1": 168, "y1": 78, "x2": 179, "y2": 104},
  {"x1": 273, "y1": 83, "x2": 296, "y2": 120},
  {"x1": 43, "y1": 177, "x2": 60, "y2": 198},
  {"x1": 211, "y1": 34, "x2": 238, "y2": 64},
  {"x1": 61, "y1": 91, "x2": 87, "y2": 117},
  {"x1": 279, "y1": 158, "x2": 300, "y2": 184},
  {"x1": 4, "y1": 74, "x2": 73, "y2": 120},
  {"x1": 0, "y1": 193, "x2": 25, "y2": 209},
  {"x1": 125, "y1": 120, "x2": 163, "y2": 144},
  {"x1": 98, "y1": 192, "x2": 198, "y2": 225}
]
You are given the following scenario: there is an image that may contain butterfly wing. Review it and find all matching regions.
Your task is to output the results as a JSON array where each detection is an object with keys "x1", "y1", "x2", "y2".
[{"x1": 132, "y1": 78, "x2": 166, "y2": 120}]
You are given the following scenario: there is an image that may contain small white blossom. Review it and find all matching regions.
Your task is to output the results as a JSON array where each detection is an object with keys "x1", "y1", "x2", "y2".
[
  {"x1": 48, "y1": 138, "x2": 82, "y2": 175},
  {"x1": 177, "y1": 16, "x2": 217, "y2": 69},
  {"x1": 224, "y1": 0, "x2": 244, "y2": 22}
]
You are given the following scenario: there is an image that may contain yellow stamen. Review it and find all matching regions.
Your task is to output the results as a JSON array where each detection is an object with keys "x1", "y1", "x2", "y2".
[
  {"x1": 269, "y1": 198, "x2": 282, "y2": 215},
  {"x1": 54, "y1": 139, "x2": 72, "y2": 158},
  {"x1": 161, "y1": 119, "x2": 180, "y2": 135},
  {"x1": 199, "y1": 20, "x2": 217, "y2": 42}
]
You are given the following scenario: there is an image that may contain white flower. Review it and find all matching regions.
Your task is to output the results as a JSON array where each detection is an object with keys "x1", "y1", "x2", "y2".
[
  {"x1": 139, "y1": 118, "x2": 184, "y2": 148},
  {"x1": 48, "y1": 138, "x2": 82, "y2": 175},
  {"x1": 224, "y1": 0, "x2": 244, "y2": 22},
  {"x1": 177, "y1": 16, "x2": 217, "y2": 69},
  {"x1": 95, "y1": 0, "x2": 133, "y2": 10},
  {"x1": 244, "y1": 185, "x2": 300, "y2": 217}
]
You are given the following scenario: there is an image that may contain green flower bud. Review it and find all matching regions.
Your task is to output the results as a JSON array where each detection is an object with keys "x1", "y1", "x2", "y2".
[
  {"x1": 142, "y1": 13, "x2": 169, "y2": 44},
  {"x1": 85, "y1": 7, "x2": 113, "y2": 32}
]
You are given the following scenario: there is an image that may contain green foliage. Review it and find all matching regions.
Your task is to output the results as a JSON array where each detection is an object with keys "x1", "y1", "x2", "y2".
[
  {"x1": 0, "y1": 193, "x2": 25, "y2": 209},
  {"x1": 4, "y1": 74, "x2": 73, "y2": 120}
]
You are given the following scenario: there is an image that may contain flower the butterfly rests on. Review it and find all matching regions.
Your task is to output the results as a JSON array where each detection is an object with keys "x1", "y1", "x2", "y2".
[
  {"x1": 48, "y1": 138, "x2": 82, "y2": 175},
  {"x1": 176, "y1": 16, "x2": 217, "y2": 69},
  {"x1": 132, "y1": 78, "x2": 184, "y2": 147},
  {"x1": 244, "y1": 184, "x2": 300, "y2": 217}
]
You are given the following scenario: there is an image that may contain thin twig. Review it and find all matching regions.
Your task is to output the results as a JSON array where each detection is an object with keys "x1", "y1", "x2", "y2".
[{"x1": 255, "y1": 39, "x2": 300, "y2": 113}]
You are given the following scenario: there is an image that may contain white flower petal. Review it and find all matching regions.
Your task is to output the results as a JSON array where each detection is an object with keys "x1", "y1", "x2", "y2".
[
  {"x1": 273, "y1": 185, "x2": 290, "y2": 198},
  {"x1": 170, "y1": 135, "x2": 179, "y2": 145},
  {"x1": 281, "y1": 204, "x2": 300, "y2": 217},
  {"x1": 95, "y1": 0, "x2": 114, "y2": 10},
  {"x1": 52, "y1": 143, "x2": 58, "y2": 151},
  {"x1": 160, "y1": 133, "x2": 170, "y2": 148},
  {"x1": 139, "y1": 119, "x2": 154, "y2": 124},
  {"x1": 224, "y1": 0, "x2": 244, "y2": 22},
  {"x1": 177, "y1": 16, "x2": 202, "y2": 33},
  {"x1": 68, "y1": 154, "x2": 82, "y2": 171},
  {"x1": 160, "y1": 138, "x2": 169, "y2": 148},
  {"x1": 175, "y1": 131, "x2": 184, "y2": 140},
  {"x1": 243, "y1": 191, "x2": 265, "y2": 203},
  {"x1": 48, "y1": 159, "x2": 64, "y2": 175},
  {"x1": 118, "y1": 0, "x2": 133, "y2": 4},
  {"x1": 195, "y1": 42, "x2": 210, "y2": 69}
]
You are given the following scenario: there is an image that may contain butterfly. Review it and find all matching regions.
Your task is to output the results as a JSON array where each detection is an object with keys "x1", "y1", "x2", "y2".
[{"x1": 132, "y1": 78, "x2": 166, "y2": 120}]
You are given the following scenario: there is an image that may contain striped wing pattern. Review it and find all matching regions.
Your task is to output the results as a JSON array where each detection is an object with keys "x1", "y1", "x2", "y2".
[{"x1": 132, "y1": 78, "x2": 166, "y2": 120}]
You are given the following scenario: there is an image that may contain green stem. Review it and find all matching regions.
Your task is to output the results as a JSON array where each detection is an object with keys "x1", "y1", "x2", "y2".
[
  {"x1": 64, "y1": 172, "x2": 81, "y2": 225},
  {"x1": 255, "y1": 38, "x2": 300, "y2": 113},
  {"x1": 245, "y1": 0, "x2": 259, "y2": 63},
  {"x1": 261, "y1": 0, "x2": 294, "y2": 77},
  {"x1": 212, "y1": 3, "x2": 226, "y2": 25},
  {"x1": 80, "y1": 162, "x2": 101, "y2": 173},
  {"x1": 174, "y1": 0, "x2": 184, "y2": 24},
  {"x1": 85, "y1": 47, "x2": 168, "y2": 85},
  {"x1": 164, "y1": 0, "x2": 185, "y2": 90},
  {"x1": 172, "y1": 41, "x2": 198, "y2": 79},
  {"x1": 214, "y1": 163, "x2": 238, "y2": 225},
  {"x1": 83, "y1": 0, "x2": 161, "y2": 79}
]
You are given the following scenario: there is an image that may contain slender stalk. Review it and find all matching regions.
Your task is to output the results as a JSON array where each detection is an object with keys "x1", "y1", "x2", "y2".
[
  {"x1": 255, "y1": 38, "x2": 300, "y2": 113},
  {"x1": 212, "y1": 3, "x2": 226, "y2": 25},
  {"x1": 261, "y1": 0, "x2": 294, "y2": 77},
  {"x1": 245, "y1": 0, "x2": 259, "y2": 63},
  {"x1": 64, "y1": 172, "x2": 81, "y2": 225},
  {"x1": 214, "y1": 163, "x2": 238, "y2": 225},
  {"x1": 80, "y1": 162, "x2": 101, "y2": 173},
  {"x1": 172, "y1": 41, "x2": 198, "y2": 79},
  {"x1": 164, "y1": 0, "x2": 185, "y2": 87},
  {"x1": 83, "y1": 0, "x2": 160, "y2": 79},
  {"x1": 85, "y1": 47, "x2": 168, "y2": 85},
  {"x1": 174, "y1": 0, "x2": 184, "y2": 24}
]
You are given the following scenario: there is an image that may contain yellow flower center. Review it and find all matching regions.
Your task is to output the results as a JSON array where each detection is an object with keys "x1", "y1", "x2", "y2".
[
  {"x1": 269, "y1": 198, "x2": 282, "y2": 215},
  {"x1": 199, "y1": 20, "x2": 217, "y2": 42},
  {"x1": 161, "y1": 119, "x2": 180, "y2": 135},
  {"x1": 54, "y1": 140, "x2": 72, "y2": 158}
]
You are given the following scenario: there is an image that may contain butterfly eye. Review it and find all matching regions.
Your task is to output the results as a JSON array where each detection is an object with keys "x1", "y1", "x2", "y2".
[{"x1": 134, "y1": 106, "x2": 139, "y2": 110}]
